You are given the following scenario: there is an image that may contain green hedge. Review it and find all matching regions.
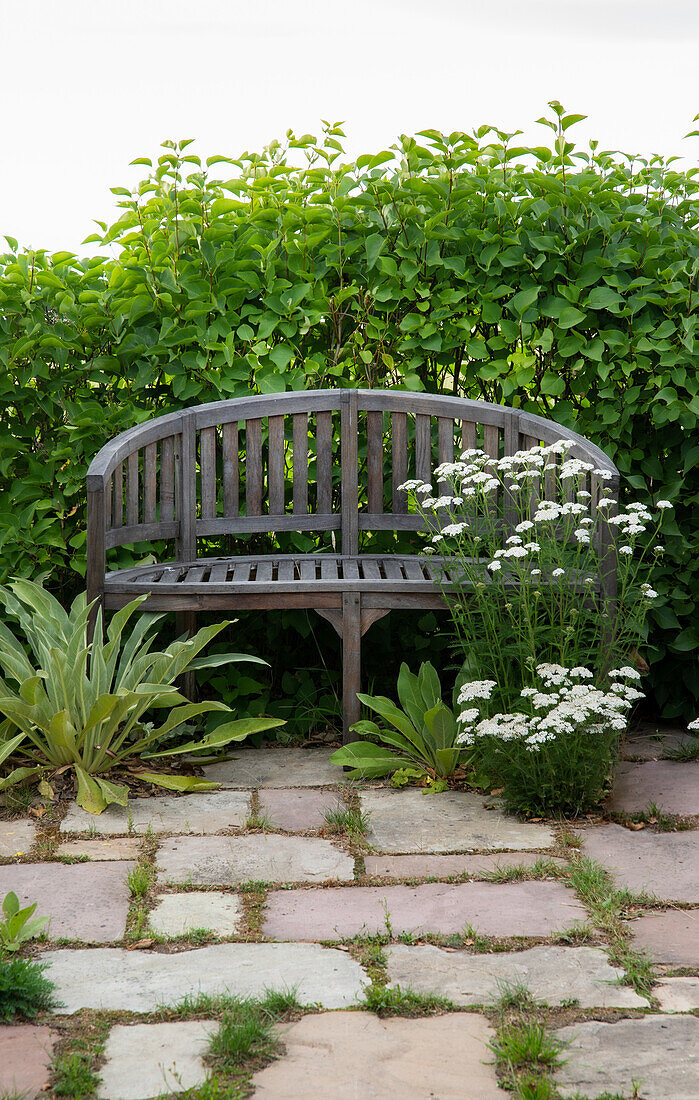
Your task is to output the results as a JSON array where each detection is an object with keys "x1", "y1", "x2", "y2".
[{"x1": 0, "y1": 105, "x2": 697, "y2": 719}]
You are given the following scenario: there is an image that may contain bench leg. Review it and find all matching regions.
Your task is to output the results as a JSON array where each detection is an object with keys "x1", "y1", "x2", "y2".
[
  {"x1": 176, "y1": 610, "x2": 198, "y2": 701},
  {"x1": 342, "y1": 592, "x2": 362, "y2": 744}
]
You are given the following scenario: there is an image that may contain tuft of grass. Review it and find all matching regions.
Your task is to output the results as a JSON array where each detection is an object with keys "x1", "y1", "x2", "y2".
[
  {"x1": 362, "y1": 983, "x2": 457, "y2": 1017},
  {"x1": 489, "y1": 1020, "x2": 562, "y2": 1069},
  {"x1": 515, "y1": 1073, "x2": 558, "y2": 1099},
  {"x1": 462, "y1": 923, "x2": 492, "y2": 953},
  {"x1": 483, "y1": 858, "x2": 562, "y2": 884},
  {"x1": 323, "y1": 803, "x2": 370, "y2": 839},
  {"x1": 557, "y1": 827, "x2": 582, "y2": 850},
  {"x1": 126, "y1": 863, "x2": 155, "y2": 898},
  {"x1": 665, "y1": 735, "x2": 699, "y2": 762},
  {"x1": 0, "y1": 956, "x2": 59, "y2": 1021},
  {"x1": 0, "y1": 784, "x2": 36, "y2": 816},
  {"x1": 244, "y1": 812, "x2": 274, "y2": 831},
  {"x1": 209, "y1": 989, "x2": 302, "y2": 1070},
  {"x1": 52, "y1": 1052, "x2": 98, "y2": 1099},
  {"x1": 554, "y1": 922, "x2": 595, "y2": 945},
  {"x1": 492, "y1": 978, "x2": 540, "y2": 1012}
]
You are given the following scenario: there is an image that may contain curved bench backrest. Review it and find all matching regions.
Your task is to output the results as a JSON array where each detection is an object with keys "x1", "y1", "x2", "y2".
[{"x1": 86, "y1": 390, "x2": 619, "y2": 581}]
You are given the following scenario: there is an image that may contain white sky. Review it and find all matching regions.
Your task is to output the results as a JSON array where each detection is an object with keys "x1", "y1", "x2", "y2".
[{"x1": 2, "y1": 0, "x2": 699, "y2": 255}]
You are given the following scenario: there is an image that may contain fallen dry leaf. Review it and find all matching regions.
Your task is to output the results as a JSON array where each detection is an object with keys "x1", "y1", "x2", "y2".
[
  {"x1": 627, "y1": 822, "x2": 646, "y2": 831},
  {"x1": 127, "y1": 938, "x2": 154, "y2": 949},
  {"x1": 490, "y1": 788, "x2": 505, "y2": 796}
]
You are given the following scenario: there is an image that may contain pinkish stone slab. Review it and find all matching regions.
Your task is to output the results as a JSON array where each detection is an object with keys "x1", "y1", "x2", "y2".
[
  {"x1": 0, "y1": 1025, "x2": 57, "y2": 1098},
  {"x1": 258, "y1": 789, "x2": 346, "y2": 832},
  {"x1": 609, "y1": 761, "x2": 699, "y2": 815},
  {"x1": 263, "y1": 880, "x2": 586, "y2": 941},
  {"x1": 582, "y1": 825, "x2": 698, "y2": 902},
  {"x1": 0, "y1": 861, "x2": 135, "y2": 942},
  {"x1": 364, "y1": 852, "x2": 563, "y2": 880},
  {"x1": 624, "y1": 910, "x2": 699, "y2": 967},
  {"x1": 57, "y1": 838, "x2": 142, "y2": 861},
  {"x1": 0, "y1": 820, "x2": 36, "y2": 859}
]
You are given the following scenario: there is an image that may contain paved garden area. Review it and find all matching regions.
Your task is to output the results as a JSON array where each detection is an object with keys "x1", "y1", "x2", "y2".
[{"x1": 0, "y1": 729, "x2": 697, "y2": 1099}]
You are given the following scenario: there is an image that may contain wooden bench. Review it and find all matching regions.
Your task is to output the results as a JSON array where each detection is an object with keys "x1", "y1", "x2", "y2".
[{"x1": 86, "y1": 389, "x2": 620, "y2": 740}]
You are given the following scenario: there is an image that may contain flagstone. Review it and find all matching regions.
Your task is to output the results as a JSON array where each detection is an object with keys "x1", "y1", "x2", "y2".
[
  {"x1": 60, "y1": 790, "x2": 250, "y2": 835},
  {"x1": 582, "y1": 824, "x2": 698, "y2": 902},
  {"x1": 655, "y1": 978, "x2": 699, "y2": 1012},
  {"x1": 385, "y1": 944, "x2": 647, "y2": 1008},
  {"x1": 43, "y1": 943, "x2": 368, "y2": 1013},
  {"x1": 203, "y1": 747, "x2": 340, "y2": 788},
  {"x1": 258, "y1": 789, "x2": 346, "y2": 832},
  {"x1": 359, "y1": 788, "x2": 554, "y2": 854},
  {"x1": 149, "y1": 891, "x2": 243, "y2": 937},
  {"x1": 0, "y1": 861, "x2": 135, "y2": 942},
  {"x1": 609, "y1": 760, "x2": 699, "y2": 815},
  {"x1": 0, "y1": 1025, "x2": 57, "y2": 1099},
  {"x1": 263, "y1": 880, "x2": 586, "y2": 940},
  {"x1": 625, "y1": 910, "x2": 699, "y2": 966},
  {"x1": 97, "y1": 1021, "x2": 214, "y2": 1100},
  {"x1": 251, "y1": 1011, "x2": 502, "y2": 1099},
  {"x1": 622, "y1": 727, "x2": 696, "y2": 760},
  {"x1": 364, "y1": 852, "x2": 564, "y2": 880},
  {"x1": 554, "y1": 1015, "x2": 699, "y2": 1100},
  {"x1": 157, "y1": 833, "x2": 354, "y2": 885},
  {"x1": 0, "y1": 819, "x2": 36, "y2": 859},
  {"x1": 56, "y1": 838, "x2": 142, "y2": 861}
]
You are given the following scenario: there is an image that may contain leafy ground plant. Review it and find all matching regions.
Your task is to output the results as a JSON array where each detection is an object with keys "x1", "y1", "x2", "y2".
[
  {"x1": 0, "y1": 955, "x2": 58, "y2": 1020},
  {"x1": 0, "y1": 890, "x2": 50, "y2": 951},
  {"x1": 0, "y1": 581, "x2": 284, "y2": 812},
  {"x1": 330, "y1": 661, "x2": 466, "y2": 781}
]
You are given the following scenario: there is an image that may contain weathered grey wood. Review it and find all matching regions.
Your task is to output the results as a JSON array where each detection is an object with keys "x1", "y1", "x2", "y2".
[
  {"x1": 143, "y1": 443, "x2": 157, "y2": 524},
  {"x1": 125, "y1": 452, "x2": 139, "y2": 528},
  {"x1": 200, "y1": 426, "x2": 217, "y2": 519},
  {"x1": 392, "y1": 411, "x2": 408, "y2": 513},
  {"x1": 86, "y1": 489, "x2": 105, "y2": 639},
  {"x1": 342, "y1": 591, "x2": 361, "y2": 742},
  {"x1": 160, "y1": 436, "x2": 175, "y2": 523},
  {"x1": 316, "y1": 410, "x2": 333, "y2": 515},
  {"x1": 268, "y1": 415, "x2": 285, "y2": 516},
  {"x1": 341, "y1": 391, "x2": 359, "y2": 556},
  {"x1": 415, "y1": 413, "x2": 431, "y2": 486},
  {"x1": 246, "y1": 418, "x2": 263, "y2": 517},
  {"x1": 222, "y1": 421, "x2": 239, "y2": 517},
  {"x1": 483, "y1": 423, "x2": 500, "y2": 460},
  {"x1": 105, "y1": 522, "x2": 179, "y2": 549},
  {"x1": 292, "y1": 413, "x2": 308, "y2": 515},
  {"x1": 178, "y1": 413, "x2": 197, "y2": 562},
  {"x1": 367, "y1": 410, "x2": 384, "y2": 514},
  {"x1": 197, "y1": 515, "x2": 341, "y2": 536},
  {"x1": 112, "y1": 461, "x2": 123, "y2": 529},
  {"x1": 436, "y1": 417, "x2": 454, "y2": 497},
  {"x1": 460, "y1": 419, "x2": 477, "y2": 455}
]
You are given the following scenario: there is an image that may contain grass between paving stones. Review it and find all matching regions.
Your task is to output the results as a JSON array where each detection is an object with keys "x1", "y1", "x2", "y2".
[
  {"x1": 123, "y1": 829, "x2": 158, "y2": 943},
  {"x1": 609, "y1": 802, "x2": 698, "y2": 833},
  {"x1": 486, "y1": 981, "x2": 566, "y2": 1100}
]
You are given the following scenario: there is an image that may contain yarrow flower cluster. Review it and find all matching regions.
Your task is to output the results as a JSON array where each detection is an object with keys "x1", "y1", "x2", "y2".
[{"x1": 455, "y1": 666, "x2": 642, "y2": 752}]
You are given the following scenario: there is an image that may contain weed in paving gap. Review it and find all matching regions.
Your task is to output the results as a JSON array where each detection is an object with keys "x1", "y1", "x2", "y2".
[
  {"x1": 362, "y1": 984, "x2": 457, "y2": 1017},
  {"x1": 0, "y1": 784, "x2": 35, "y2": 816},
  {"x1": 554, "y1": 922, "x2": 595, "y2": 945},
  {"x1": 52, "y1": 1052, "x2": 98, "y2": 1099},
  {"x1": 209, "y1": 989, "x2": 302, "y2": 1070},
  {"x1": 608, "y1": 944, "x2": 655, "y2": 1000},
  {"x1": 515, "y1": 1073, "x2": 558, "y2": 1100},
  {"x1": 557, "y1": 828, "x2": 582, "y2": 850},
  {"x1": 666, "y1": 738, "x2": 699, "y2": 762},
  {"x1": 489, "y1": 1021, "x2": 563, "y2": 1068},
  {"x1": 244, "y1": 812, "x2": 274, "y2": 831},
  {"x1": 484, "y1": 858, "x2": 563, "y2": 884},
  {"x1": 126, "y1": 863, "x2": 154, "y2": 898},
  {"x1": 165, "y1": 1078, "x2": 245, "y2": 1100},
  {"x1": 492, "y1": 978, "x2": 540, "y2": 1012},
  {"x1": 323, "y1": 804, "x2": 370, "y2": 838},
  {"x1": 463, "y1": 923, "x2": 491, "y2": 952},
  {"x1": 1, "y1": 1092, "x2": 26, "y2": 1100},
  {"x1": 0, "y1": 956, "x2": 59, "y2": 1020},
  {"x1": 380, "y1": 899, "x2": 394, "y2": 939},
  {"x1": 643, "y1": 801, "x2": 681, "y2": 831}
]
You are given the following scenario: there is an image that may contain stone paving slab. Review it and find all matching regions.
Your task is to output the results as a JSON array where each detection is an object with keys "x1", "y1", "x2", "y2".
[
  {"x1": 0, "y1": 819, "x2": 36, "y2": 858},
  {"x1": 258, "y1": 789, "x2": 346, "y2": 832},
  {"x1": 0, "y1": 861, "x2": 135, "y2": 942},
  {"x1": 263, "y1": 880, "x2": 586, "y2": 940},
  {"x1": 609, "y1": 760, "x2": 699, "y2": 815},
  {"x1": 385, "y1": 943, "x2": 647, "y2": 1009},
  {"x1": 582, "y1": 824, "x2": 698, "y2": 902},
  {"x1": 625, "y1": 910, "x2": 699, "y2": 967},
  {"x1": 60, "y1": 790, "x2": 250, "y2": 835},
  {"x1": 0, "y1": 1024, "x2": 57, "y2": 1099},
  {"x1": 251, "y1": 1011, "x2": 502, "y2": 1099},
  {"x1": 622, "y1": 727, "x2": 695, "y2": 760},
  {"x1": 359, "y1": 788, "x2": 554, "y2": 853},
  {"x1": 157, "y1": 834, "x2": 354, "y2": 885},
  {"x1": 98, "y1": 1021, "x2": 214, "y2": 1099},
  {"x1": 149, "y1": 891, "x2": 243, "y2": 937},
  {"x1": 44, "y1": 943, "x2": 368, "y2": 1013},
  {"x1": 203, "y1": 747, "x2": 340, "y2": 788},
  {"x1": 364, "y1": 852, "x2": 564, "y2": 880},
  {"x1": 554, "y1": 1014, "x2": 699, "y2": 1100},
  {"x1": 655, "y1": 977, "x2": 699, "y2": 1012},
  {"x1": 57, "y1": 838, "x2": 142, "y2": 861}
]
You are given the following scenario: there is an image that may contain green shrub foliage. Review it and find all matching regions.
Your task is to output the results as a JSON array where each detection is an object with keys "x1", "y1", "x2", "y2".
[{"x1": 0, "y1": 105, "x2": 696, "y2": 717}]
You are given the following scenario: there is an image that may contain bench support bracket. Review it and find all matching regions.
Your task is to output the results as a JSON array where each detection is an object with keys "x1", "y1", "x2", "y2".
[{"x1": 315, "y1": 602, "x2": 390, "y2": 743}]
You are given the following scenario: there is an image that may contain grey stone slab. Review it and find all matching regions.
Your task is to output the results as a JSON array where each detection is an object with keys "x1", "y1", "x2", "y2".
[
  {"x1": 359, "y1": 788, "x2": 554, "y2": 854},
  {"x1": 149, "y1": 892, "x2": 243, "y2": 936},
  {"x1": 0, "y1": 1025, "x2": 57, "y2": 1099},
  {"x1": 263, "y1": 880, "x2": 587, "y2": 940},
  {"x1": 609, "y1": 760, "x2": 699, "y2": 815},
  {"x1": 258, "y1": 789, "x2": 345, "y2": 831},
  {"x1": 60, "y1": 790, "x2": 250, "y2": 835},
  {"x1": 157, "y1": 834, "x2": 354, "y2": 885},
  {"x1": 655, "y1": 978, "x2": 699, "y2": 1012},
  {"x1": 386, "y1": 944, "x2": 647, "y2": 1009},
  {"x1": 625, "y1": 910, "x2": 699, "y2": 967},
  {"x1": 582, "y1": 824, "x2": 698, "y2": 902},
  {"x1": 98, "y1": 1021, "x2": 214, "y2": 1100},
  {"x1": 622, "y1": 726, "x2": 695, "y2": 760},
  {"x1": 57, "y1": 838, "x2": 142, "y2": 861},
  {"x1": 0, "y1": 819, "x2": 36, "y2": 858},
  {"x1": 251, "y1": 1012, "x2": 502, "y2": 1099},
  {"x1": 364, "y1": 852, "x2": 564, "y2": 880},
  {"x1": 203, "y1": 747, "x2": 340, "y2": 788},
  {"x1": 43, "y1": 943, "x2": 369, "y2": 1013},
  {"x1": 0, "y1": 861, "x2": 135, "y2": 942},
  {"x1": 554, "y1": 1015, "x2": 699, "y2": 1100}
]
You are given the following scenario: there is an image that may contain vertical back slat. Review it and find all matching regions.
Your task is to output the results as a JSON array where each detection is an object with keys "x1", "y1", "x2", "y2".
[
  {"x1": 341, "y1": 391, "x2": 359, "y2": 556},
  {"x1": 112, "y1": 461, "x2": 123, "y2": 528},
  {"x1": 483, "y1": 424, "x2": 500, "y2": 460},
  {"x1": 268, "y1": 415, "x2": 285, "y2": 516},
  {"x1": 437, "y1": 417, "x2": 454, "y2": 495},
  {"x1": 160, "y1": 437, "x2": 175, "y2": 522},
  {"x1": 460, "y1": 419, "x2": 477, "y2": 455},
  {"x1": 392, "y1": 411, "x2": 408, "y2": 513},
  {"x1": 293, "y1": 413, "x2": 309, "y2": 515},
  {"x1": 178, "y1": 413, "x2": 197, "y2": 561},
  {"x1": 126, "y1": 452, "x2": 139, "y2": 527},
  {"x1": 105, "y1": 474, "x2": 112, "y2": 528},
  {"x1": 200, "y1": 427, "x2": 217, "y2": 519},
  {"x1": 503, "y1": 412, "x2": 520, "y2": 528},
  {"x1": 246, "y1": 418, "x2": 263, "y2": 516},
  {"x1": 143, "y1": 443, "x2": 157, "y2": 523},
  {"x1": 367, "y1": 410, "x2": 383, "y2": 514},
  {"x1": 222, "y1": 422, "x2": 239, "y2": 517},
  {"x1": 316, "y1": 411, "x2": 333, "y2": 514},
  {"x1": 415, "y1": 414, "x2": 431, "y2": 485}
]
